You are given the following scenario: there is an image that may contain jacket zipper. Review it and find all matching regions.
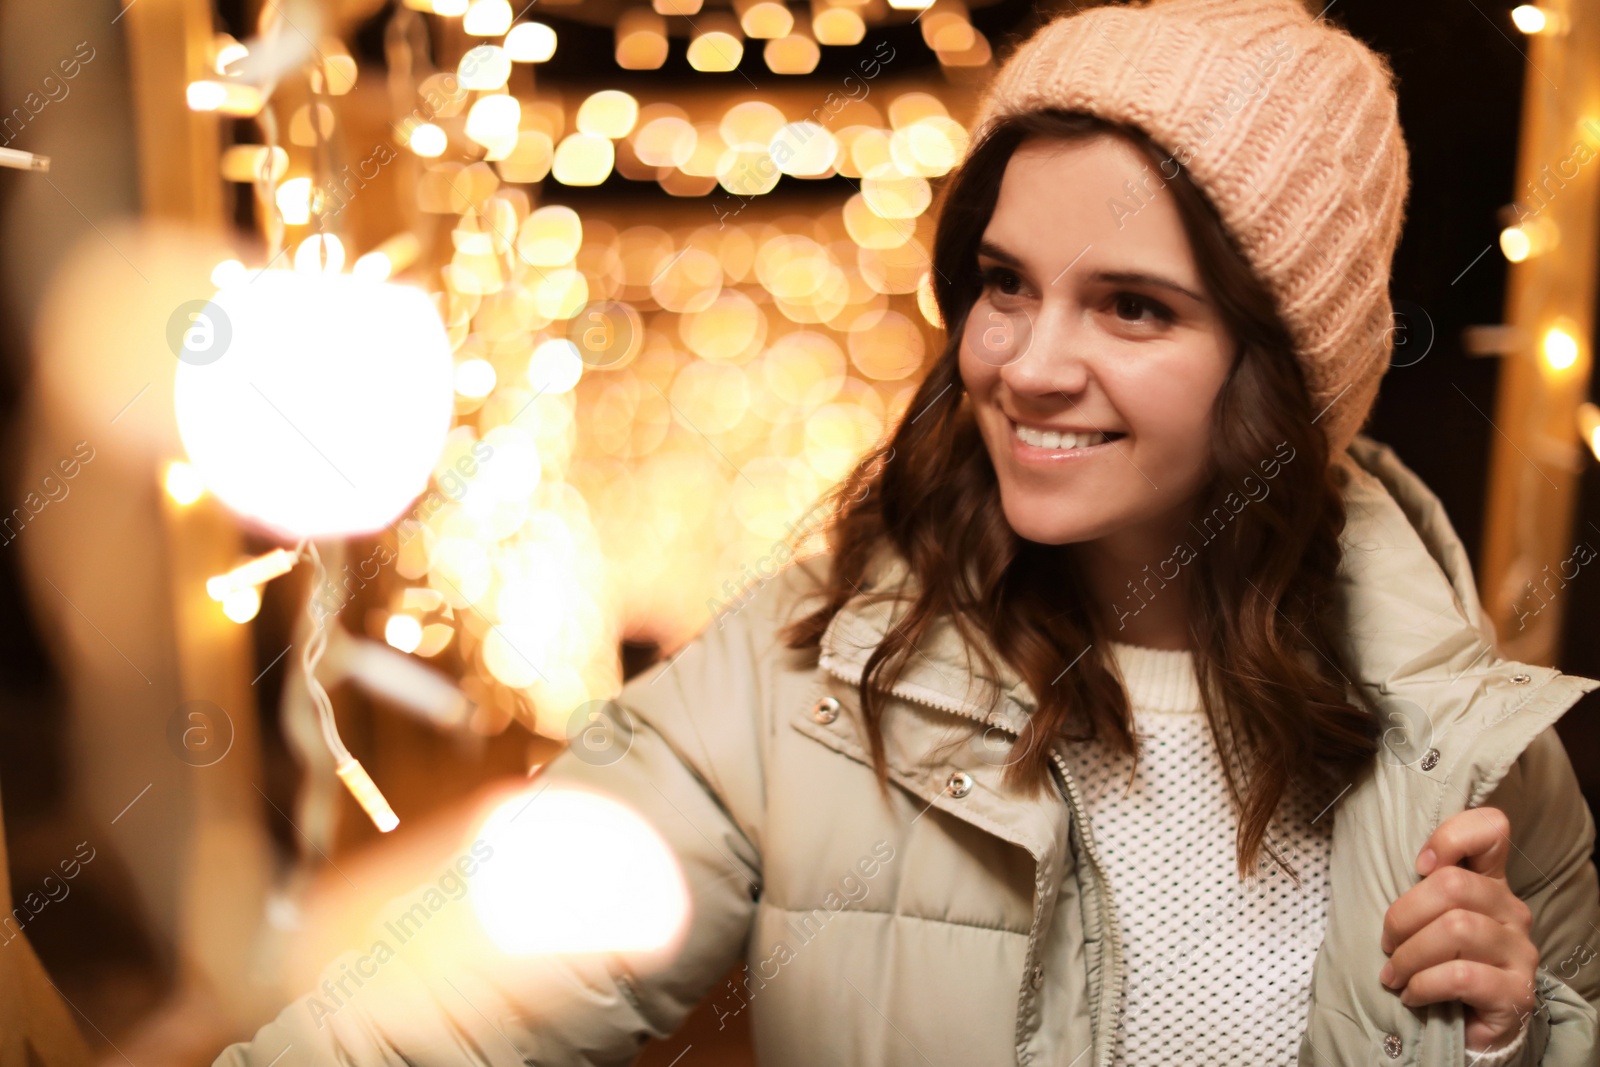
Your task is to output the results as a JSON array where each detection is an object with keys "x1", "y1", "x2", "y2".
[
  {"x1": 818, "y1": 654, "x2": 1124, "y2": 1067},
  {"x1": 818, "y1": 653, "x2": 1008, "y2": 726},
  {"x1": 1050, "y1": 748, "x2": 1123, "y2": 1067}
]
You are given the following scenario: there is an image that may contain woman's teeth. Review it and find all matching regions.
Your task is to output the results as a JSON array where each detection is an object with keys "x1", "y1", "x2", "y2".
[{"x1": 1012, "y1": 422, "x2": 1114, "y2": 450}]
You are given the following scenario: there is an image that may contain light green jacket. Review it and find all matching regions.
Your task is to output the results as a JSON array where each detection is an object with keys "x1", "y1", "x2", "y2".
[{"x1": 215, "y1": 434, "x2": 1600, "y2": 1066}]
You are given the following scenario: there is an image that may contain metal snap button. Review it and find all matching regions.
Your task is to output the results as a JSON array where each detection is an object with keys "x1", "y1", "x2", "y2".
[
  {"x1": 945, "y1": 771, "x2": 973, "y2": 798},
  {"x1": 1420, "y1": 747, "x2": 1439, "y2": 771},
  {"x1": 812, "y1": 696, "x2": 840, "y2": 724},
  {"x1": 1029, "y1": 964, "x2": 1043, "y2": 989},
  {"x1": 1510, "y1": 672, "x2": 1531, "y2": 685},
  {"x1": 1382, "y1": 1032, "x2": 1402, "y2": 1058}
]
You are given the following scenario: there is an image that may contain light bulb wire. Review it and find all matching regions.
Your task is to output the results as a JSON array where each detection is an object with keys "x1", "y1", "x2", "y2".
[
  {"x1": 252, "y1": 104, "x2": 285, "y2": 264},
  {"x1": 301, "y1": 541, "x2": 353, "y2": 765}
]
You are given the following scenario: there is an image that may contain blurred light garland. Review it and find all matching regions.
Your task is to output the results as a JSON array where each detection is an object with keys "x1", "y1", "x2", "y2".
[{"x1": 194, "y1": 0, "x2": 987, "y2": 766}]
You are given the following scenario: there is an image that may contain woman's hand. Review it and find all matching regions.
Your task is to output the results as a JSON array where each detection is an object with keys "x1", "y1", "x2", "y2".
[{"x1": 1378, "y1": 806, "x2": 1541, "y2": 1054}]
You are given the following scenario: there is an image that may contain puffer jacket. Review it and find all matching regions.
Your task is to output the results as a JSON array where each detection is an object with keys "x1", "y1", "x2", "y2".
[{"x1": 215, "y1": 433, "x2": 1600, "y2": 1067}]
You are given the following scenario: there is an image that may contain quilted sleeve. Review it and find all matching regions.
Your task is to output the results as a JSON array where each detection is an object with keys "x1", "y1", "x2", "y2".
[{"x1": 1479, "y1": 724, "x2": 1600, "y2": 1066}]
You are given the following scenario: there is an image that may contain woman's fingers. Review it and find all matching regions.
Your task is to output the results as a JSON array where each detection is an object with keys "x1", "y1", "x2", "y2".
[
  {"x1": 1380, "y1": 862, "x2": 1533, "y2": 955},
  {"x1": 1414, "y1": 806, "x2": 1512, "y2": 879},
  {"x1": 1389, "y1": 954, "x2": 1540, "y2": 1051},
  {"x1": 1379, "y1": 907, "x2": 1528, "y2": 991},
  {"x1": 1378, "y1": 806, "x2": 1542, "y2": 1054}
]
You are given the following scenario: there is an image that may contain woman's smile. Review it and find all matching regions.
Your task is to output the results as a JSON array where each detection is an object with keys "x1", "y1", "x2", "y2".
[{"x1": 1006, "y1": 414, "x2": 1128, "y2": 463}]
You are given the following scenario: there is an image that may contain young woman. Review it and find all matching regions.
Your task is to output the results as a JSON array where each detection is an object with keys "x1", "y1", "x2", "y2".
[{"x1": 218, "y1": 1, "x2": 1600, "y2": 1065}]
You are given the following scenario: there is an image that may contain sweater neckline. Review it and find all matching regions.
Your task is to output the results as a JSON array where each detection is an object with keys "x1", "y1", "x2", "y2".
[{"x1": 1107, "y1": 640, "x2": 1202, "y2": 714}]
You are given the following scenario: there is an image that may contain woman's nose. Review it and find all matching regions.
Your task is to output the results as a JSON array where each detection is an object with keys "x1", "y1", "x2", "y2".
[{"x1": 999, "y1": 303, "x2": 1091, "y2": 397}]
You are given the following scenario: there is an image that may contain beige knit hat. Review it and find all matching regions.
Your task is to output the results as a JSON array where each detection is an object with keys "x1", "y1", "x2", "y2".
[{"x1": 968, "y1": 0, "x2": 1411, "y2": 460}]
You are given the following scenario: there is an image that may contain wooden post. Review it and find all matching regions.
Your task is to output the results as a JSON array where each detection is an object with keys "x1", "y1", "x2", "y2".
[{"x1": 1479, "y1": 4, "x2": 1600, "y2": 664}]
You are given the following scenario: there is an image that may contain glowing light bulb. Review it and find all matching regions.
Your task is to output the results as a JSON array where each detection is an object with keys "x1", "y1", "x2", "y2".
[
  {"x1": 276, "y1": 177, "x2": 314, "y2": 225},
  {"x1": 1500, "y1": 226, "x2": 1531, "y2": 263},
  {"x1": 410, "y1": 122, "x2": 448, "y2": 157},
  {"x1": 207, "y1": 549, "x2": 298, "y2": 600},
  {"x1": 455, "y1": 357, "x2": 498, "y2": 398},
  {"x1": 221, "y1": 586, "x2": 262, "y2": 623},
  {"x1": 164, "y1": 460, "x2": 205, "y2": 505},
  {"x1": 186, "y1": 81, "x2": 226, "y2": 110},
  {"x1": 812, "y1": 6, "x2": 865, "y2": 46},
  {"x1": 464, "y1": 0, "x2": 513, "y2": 35},
  {"x1": 466, "y1": 94, "x2": 521, "y2": 148},
  {"x1": 211, "y1": 258, "x2": 248, "y2": 288},
  {"x1": 469, "y1": 788, "x2": 689, "y2": 954},
  {"x1": 687, "y1": 25, "x2": 744, "y2": 72},
  {"x1": 173, "y1": 272, "x2": 455, "y2": 540},
  {"x1": 385, "y1": 613, "x2": 424, "y2": 653},
  {"x1": 1543, "y1": 326, "x2": 1579, "y2": 372},
  {"x1": 505, "y1": 22, "x2": 557, "y2": 62},
  {"x1": 1511, "y1": 5, "x2": 1547, "y2": 33},
  {"x1": 552, "y1": 133, "x2": 614, "y2": 186},
  {"x1": 458, "y1": 45, "x2": 512, "y2": 90},
  {"x1": 212, "y1": 37, "x2": 249, "y2": 74},
  {"x1": 186, "y1": 80, "x2": 263, "y2": 116},
  {"x1": 576, "y1": 90, "x2": 639, "y2": 139},
  {"x1": 527, "y1": 338, "x2": 583, "y2": 394},
  {"x1": 336, "y1": 758, "x2": 399, "y2": 832}
]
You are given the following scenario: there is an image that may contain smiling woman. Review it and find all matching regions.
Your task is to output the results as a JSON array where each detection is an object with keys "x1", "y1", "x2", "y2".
[{"x1": 212, "y1": 2, "x2": 1600, "y2": 1066}]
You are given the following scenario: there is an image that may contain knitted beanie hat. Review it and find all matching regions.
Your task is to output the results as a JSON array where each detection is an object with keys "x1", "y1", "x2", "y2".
[{"x1": 967, "y1": 0, "x2": 1411, "y2": 461}]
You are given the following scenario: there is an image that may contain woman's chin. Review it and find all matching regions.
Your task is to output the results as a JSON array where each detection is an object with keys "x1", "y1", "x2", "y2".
[{"x1": 999, "y1": 501, "x2": 1104, "y2": 546}]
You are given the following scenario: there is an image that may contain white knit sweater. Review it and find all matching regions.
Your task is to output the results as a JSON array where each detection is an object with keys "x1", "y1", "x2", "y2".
[{"x1": 1045, "y1": 639, "x2": 1528, "y2": 1065}]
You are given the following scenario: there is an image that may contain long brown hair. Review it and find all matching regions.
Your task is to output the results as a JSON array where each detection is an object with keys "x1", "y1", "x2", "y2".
[{"x1": 781, "y1": 109, "x2": 1381, "y2": 880}]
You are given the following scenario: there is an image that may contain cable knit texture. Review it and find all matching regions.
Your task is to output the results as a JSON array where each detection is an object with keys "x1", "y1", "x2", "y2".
[
  {"x1": 1050, "y1": 640, "x2": 1527, "y2": 1064},
  {"x1": 967, "y1": 0, "x2": 1412, "y2": 461}
]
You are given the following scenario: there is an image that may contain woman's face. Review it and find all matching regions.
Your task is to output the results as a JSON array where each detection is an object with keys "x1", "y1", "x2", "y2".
[{"x1": 958, "y1": 134, "x2": 1237, "y2": 560}]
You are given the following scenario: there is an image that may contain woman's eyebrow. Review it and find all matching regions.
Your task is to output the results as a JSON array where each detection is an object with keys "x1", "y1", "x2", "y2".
[
  {"x1": 1093, "y1": 269, "x2": 1209, "y2": 306},
  {"x1": 976, "y1": 239, "x2": 1025, "y2": 269},
  {"x1": 977, "y1": 239, "x2": 1208, "y2": 306}
]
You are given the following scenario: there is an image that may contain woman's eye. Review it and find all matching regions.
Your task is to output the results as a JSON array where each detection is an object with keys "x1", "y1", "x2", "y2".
[
  {"x1": 979, "y1": 266, "x2": 1024, "y2": 298},
  {"x1": 1112, "y1": 292, "x2": 1175, "y2": 325}
]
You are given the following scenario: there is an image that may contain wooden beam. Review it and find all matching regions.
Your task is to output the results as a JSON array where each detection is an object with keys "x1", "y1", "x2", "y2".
[{"x1": 1480, "y1": 5, "x2": 1600, "y2": 664}]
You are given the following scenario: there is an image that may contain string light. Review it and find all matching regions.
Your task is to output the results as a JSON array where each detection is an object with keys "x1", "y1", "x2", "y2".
[
  {"x1": 737, "y1": 0, "x2": 794, "y2": 37},
  {"x1": 207, "y1": 548, "x2": 299, "y2": 601},
  {"x1": 211, "y1": 33, "x2": 249, "y2": 74},
  {"x1": 210, "y1": 258, "x2": 249, "y2": 288},
  {"x1": 687, "y1": 15, "x2": 744, "y2": 72},
  {"x1": 615, "y1": 10, "x2": 668, "y2": 69},
  {"x1": 221, "y1": 586, "x2": 263, "y2": 624},
  {"x1": 812, "y1": 3, "x2": 866, "y2": 45},
  {"x1": 463, "y1": 0, "x2": 513, "y2": 36},
  {"x1": 275, "y1": 176, "x2": 314, "y2": 225},
  {"x1": 1542, "y1": 324, "x2": 1580, "y2": 373},
  {"x1": 458, "y1": 44, "x2": 511, "y2": 90},
  {"x1": 408, "y1": 122, "x2": 448, "y2": 158},
  {"x1": 1510, "y1": 5, "x2": 1553, "y2": 34},
  {"x1": 384, "y1": 613, "x2": 425, "y2": 653},
  {"x1": 178, "y1": 0, "x2": 999, "y2": 840},
  {"x1": 504, "y1": 22, "x2": 557, "y2": 62},
  {"x1": 1579, "y1": 403, "x2": 1600, "y2": 463},
  {"x1": 186, "y1": 80, "x2": 265, "y2": 116},
  {"x1": 552, "y1": 133, "x2": 615, "y2": 185},
  {"x1": 164, "y1": 461, "x2": 206, "y2": 505},
  {"x1": 576, "y1": 90, "x2": 639, "y2": 139}
]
